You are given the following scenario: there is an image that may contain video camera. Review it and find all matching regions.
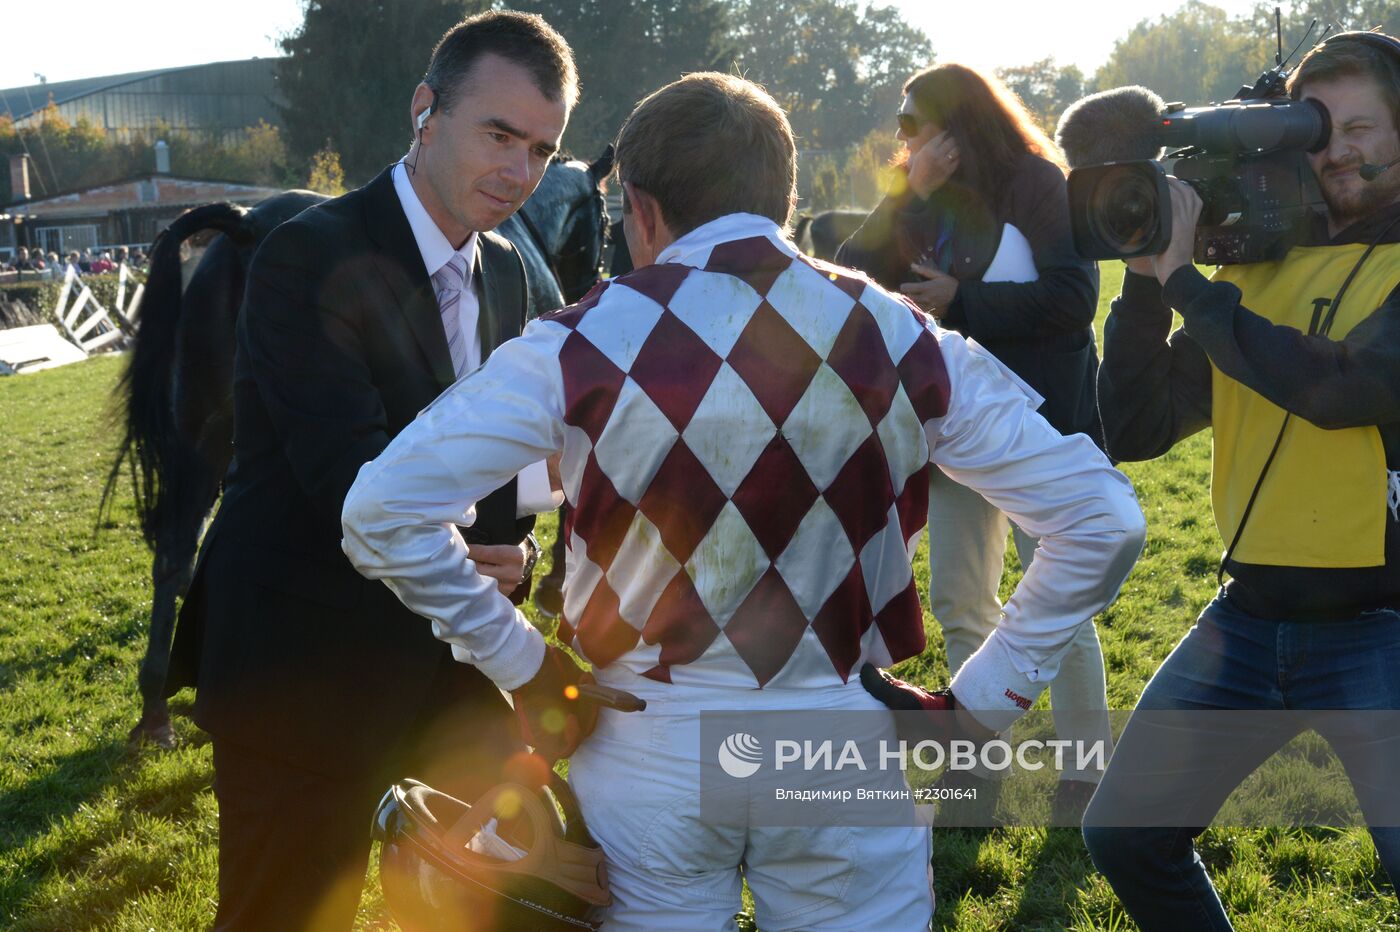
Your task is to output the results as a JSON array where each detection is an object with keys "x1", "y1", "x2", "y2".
[{"x1": 1064, "y1": 15, "x2": 1330, "y2": 265}]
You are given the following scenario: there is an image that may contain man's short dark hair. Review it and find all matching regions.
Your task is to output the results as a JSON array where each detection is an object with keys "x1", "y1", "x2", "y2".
[
  {"x1": 1289, "y1": 32, "x2": 1400, "y2": 129},
  {"x1": 615, "y1": 73, "x2": 796, "y2": 237},
  {"x1": 424, "y1": 11, "x2": 578, "y2": 114}
]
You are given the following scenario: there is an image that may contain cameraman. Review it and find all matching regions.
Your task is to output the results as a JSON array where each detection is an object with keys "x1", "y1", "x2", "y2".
[{"x1": 1084, "y1": 33, "x2": 1400, "y2": 930}]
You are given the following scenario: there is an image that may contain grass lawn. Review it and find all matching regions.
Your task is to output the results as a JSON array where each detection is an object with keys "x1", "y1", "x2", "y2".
[{"x1": 1, "y1": 264, "x2": 1396, "y2": 929}]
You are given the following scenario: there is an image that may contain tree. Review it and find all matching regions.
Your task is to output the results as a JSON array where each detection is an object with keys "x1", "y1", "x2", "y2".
[
  {"x1": 996, "y1": 58, "x2": 1086, "y2": 134},
  {"x1": 152, "y1": 120, "x2": 296, "y2": 186},
  {"x1": 1094, "y1": 1, "x2": 1262, "y2": 106},
  {"x1": 230, "y1": 121, "x2": 295, "y2": 187},
  {"x1": 805, "y1": 153, "x2": 846, "y2": 210},
  {"x1": 512, "y1": 0, "x2": 736, "y2": 159},
  {"x1": 728, "y1": 0, "x2": 933, "y2": 152},
  {"x1": 0, "y1": 103, "x2": 147, "y2": 201},
  {"x1": 307, "y1": 145, "x2": 348, "y2": 195},
  {"x1": 1239, "y1": 0, "x2": 1400, "y2": 70},
  {"x1": 0, "y1": 107, "x2": 297, "y2": 203},
  {"x1": 843, "y1": 124, "x2": 901, "y2": 208},
  {"x1": 277, "y1": 0, "x2": 487, "y2": 186},
  {"x1": 1093, "y1": 0, "x2": 1400, "y2": 117}
]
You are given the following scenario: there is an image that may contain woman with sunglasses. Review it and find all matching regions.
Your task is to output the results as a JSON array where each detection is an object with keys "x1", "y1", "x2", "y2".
[{"x1": 837, "y1": 62, "x2": 1109, "y2": 823}]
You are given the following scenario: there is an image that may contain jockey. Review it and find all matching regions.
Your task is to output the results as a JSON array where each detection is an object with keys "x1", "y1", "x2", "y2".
[{"x1": 342, "y1": 72, "x2": 1145, "y2": 930}]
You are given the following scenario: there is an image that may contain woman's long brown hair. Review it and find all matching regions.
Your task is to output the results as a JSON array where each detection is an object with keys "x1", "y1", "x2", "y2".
[{"x1": 903, "y1": 63, "x2": 1067, "y2": 205}]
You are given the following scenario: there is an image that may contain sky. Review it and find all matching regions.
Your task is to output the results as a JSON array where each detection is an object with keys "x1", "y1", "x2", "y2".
[{"x1": 0, "y1": 0, "x2": 1270, "y2": 93}]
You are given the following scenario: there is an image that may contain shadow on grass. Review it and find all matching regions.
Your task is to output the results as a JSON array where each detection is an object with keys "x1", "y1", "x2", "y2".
[
  {"x1": 0, "y1": 741, "x2": 128, "y2": 853},
  {"x1": 1008, "y1": 827, "x2": 1098, "y2": 930},
  {"x1": 0, "y1": 708, "x2": 212, "y2": 928},
  {"x1": 929, "y1": 821, "x2": 1098, "y2": 929}
]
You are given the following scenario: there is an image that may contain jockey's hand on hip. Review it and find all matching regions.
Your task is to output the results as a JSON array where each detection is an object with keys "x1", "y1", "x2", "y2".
[
  {"x1": 859, "y1": 663, "x2": 997, "y2": 745},
  {"x1": 467, "y1": 542, "x2": 529, "y2": 597},
  {"x1": 512, "y1": 645, "x2": 599, "y2": 761}
]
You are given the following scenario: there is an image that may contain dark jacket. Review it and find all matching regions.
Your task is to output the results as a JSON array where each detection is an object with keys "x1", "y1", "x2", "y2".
[
  {"x1": 1098, "y1": 202, "x2": 1400, "y2": 621},
  {"x1": 836, "y1": 152, "x2": 1102, "y2": 443},
  {"x1": 167, "y1": 166, "x2": 534, "y2": 774}
]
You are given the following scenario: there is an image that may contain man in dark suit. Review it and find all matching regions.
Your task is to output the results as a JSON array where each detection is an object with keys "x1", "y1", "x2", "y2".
[{"x1": 165, "y1": 13, "x2": 591, "y2": 930}]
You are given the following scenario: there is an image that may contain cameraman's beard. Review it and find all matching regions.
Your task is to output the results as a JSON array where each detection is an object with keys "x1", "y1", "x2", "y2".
[{"x1": 1320, "y1": 152, "x2": 1400, "y2": 228}]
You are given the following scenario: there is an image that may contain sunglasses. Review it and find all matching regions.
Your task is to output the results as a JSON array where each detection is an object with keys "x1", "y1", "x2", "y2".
[{"x1": 897, "y1": 112, "x2": 923, "y2": 136}]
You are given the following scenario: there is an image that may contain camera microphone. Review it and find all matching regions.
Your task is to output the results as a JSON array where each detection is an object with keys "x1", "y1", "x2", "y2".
[
  {"x1": 1360, "y1": 156, "x2": 1400, "y2": 181},
  {"x1": 1056, "y1": 85, "x2": 1167, "y2": 169}
]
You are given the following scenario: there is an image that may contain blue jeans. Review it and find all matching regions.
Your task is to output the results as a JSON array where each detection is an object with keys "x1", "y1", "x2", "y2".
[{"x1": 1082, "y1": 591, "x2": 1400, "y2": 931}]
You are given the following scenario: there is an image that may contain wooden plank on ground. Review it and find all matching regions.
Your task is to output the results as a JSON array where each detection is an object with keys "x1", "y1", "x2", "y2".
[{"x1": 0, "y1": 324, "x2": 90, "y2": 374}]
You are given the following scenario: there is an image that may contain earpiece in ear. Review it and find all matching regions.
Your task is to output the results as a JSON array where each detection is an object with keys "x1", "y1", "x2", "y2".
[{"x1": 416, "y1": 106, "x2": 431, "y2": 132}]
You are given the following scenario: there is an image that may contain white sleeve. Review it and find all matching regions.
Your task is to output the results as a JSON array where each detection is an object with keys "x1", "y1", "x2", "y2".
[
  {"x1": 341, "y1": 321, "x2": 569, "y2": 690},
  {"x1": 515, "y1": 459, "x2": 564, "y2": 518},
  {"x1": 928, "y1": 328, "x2": 1146, "y2": 731}
]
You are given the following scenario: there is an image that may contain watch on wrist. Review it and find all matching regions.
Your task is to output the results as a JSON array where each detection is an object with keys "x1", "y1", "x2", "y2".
[{"x1": 522, "y1": 532, "x2": 541, "y2": 581}]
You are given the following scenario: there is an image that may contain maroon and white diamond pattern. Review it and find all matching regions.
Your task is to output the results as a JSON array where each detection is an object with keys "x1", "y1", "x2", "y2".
[{"x1": 546, "y1": 234, "x2": 948, "y2": 687}]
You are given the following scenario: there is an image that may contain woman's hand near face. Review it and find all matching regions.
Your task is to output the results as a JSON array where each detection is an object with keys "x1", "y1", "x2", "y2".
[{"x1": 907, "y1": 131, "x2": 960, "y2": 199}]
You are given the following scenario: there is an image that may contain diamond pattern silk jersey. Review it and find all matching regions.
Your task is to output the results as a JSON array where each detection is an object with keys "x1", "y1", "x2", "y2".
[{"x1": 547, "y1": 234, "x2": 950, "y2": 688}]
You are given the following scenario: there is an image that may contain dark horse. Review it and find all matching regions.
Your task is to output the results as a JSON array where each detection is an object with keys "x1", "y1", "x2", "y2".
[
  {"x1": 792, "y1": 208, "x2": 867, "y2": 261},
  {"x1": 104, "y1": 152, "x2": 612, "y2": 747}
]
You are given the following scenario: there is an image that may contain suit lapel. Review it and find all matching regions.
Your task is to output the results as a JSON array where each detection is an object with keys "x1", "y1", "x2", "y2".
[
  {"x1": 362, "y1": 165, "x2": 458, "y2": 389},
  {"x1": 474, "y1": 238, "x2": 503, "y2": 364}
]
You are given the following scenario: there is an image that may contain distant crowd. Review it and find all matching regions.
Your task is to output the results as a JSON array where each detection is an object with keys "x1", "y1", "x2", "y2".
[{"x1": 1, "y1": 245, "x2": 148, "y2": 278}]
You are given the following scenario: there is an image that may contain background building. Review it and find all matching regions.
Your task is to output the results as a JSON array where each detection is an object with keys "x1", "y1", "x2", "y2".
[
  {"x1": 0, "y1": 59, "x2": 283, "y2": 145},
  {"x1": 2, "y1": 165, "x2": 285, "y2": 256},
  {"x1": 0, "y1": 59, "x2": 287, "y2": 257}
]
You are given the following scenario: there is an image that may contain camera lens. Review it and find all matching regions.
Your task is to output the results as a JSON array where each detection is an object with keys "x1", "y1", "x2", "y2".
[{"x1": 1088, "y1": 165, "x2": 1161, "y2": 254}]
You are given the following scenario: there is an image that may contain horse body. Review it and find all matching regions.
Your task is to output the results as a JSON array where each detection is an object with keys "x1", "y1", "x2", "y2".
[
  {"x1": 500, "y1": 157, "x2": 611, "y2": 311},
  {"x1": 794, "y1": 208, "x2": 867, "y2": 261},
  {"x1": 108, "y1": 155, "x2": 610, "y2": 746}
]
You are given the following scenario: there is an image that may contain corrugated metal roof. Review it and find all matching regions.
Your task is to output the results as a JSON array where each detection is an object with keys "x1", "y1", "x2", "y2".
[
  {"x1": 3, "y1": 173, "x2": 285, "y2": 212},
  {"x1": 0, "y1": 60, "x2": 271, "y2": 122}
]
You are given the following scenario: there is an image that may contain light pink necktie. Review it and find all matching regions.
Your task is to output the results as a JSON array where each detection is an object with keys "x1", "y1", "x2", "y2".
[{"x1": 431, "y1": 254, "x2": 470, "y2": 378}]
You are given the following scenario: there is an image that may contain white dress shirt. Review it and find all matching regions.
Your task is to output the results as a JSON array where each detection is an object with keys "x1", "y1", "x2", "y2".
[{"x1": 392, "y1": 160, "x2": 558, "y2": 518}]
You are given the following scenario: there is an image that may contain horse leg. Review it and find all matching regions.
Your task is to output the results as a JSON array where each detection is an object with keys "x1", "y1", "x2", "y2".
[
  {"x1": 129, "y1": 527, "x2": 201, "y2": 748},
  {"x1": 129, "y1": 465, "x2": 214, "y2": 749}
]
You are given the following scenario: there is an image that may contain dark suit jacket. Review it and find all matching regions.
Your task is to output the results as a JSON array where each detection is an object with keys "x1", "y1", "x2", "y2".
[{"x1": 167, "y1": 165, "x2": 534, "y2": 775}]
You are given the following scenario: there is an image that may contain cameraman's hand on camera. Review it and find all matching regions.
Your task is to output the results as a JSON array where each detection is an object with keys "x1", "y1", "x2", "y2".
[
  {"x1": 907, "y1": 131, "x2": 960, "y2": 199},
  {"x1": 1123, "y1": 256, "x2": 1156, "y2": 278},
  {"x1": 1152, "y1": 178, "x2": 1203, "y2": 286}
]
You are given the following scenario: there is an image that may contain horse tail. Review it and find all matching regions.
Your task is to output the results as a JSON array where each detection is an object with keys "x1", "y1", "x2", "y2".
[{"x1": 101, "y1": 203, "x2": 254, "y2": 547}]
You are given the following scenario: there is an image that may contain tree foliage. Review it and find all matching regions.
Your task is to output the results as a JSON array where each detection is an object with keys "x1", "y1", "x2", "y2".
[
  {"x1": 1092, "y1": 0, "x2": 1400, "y2": 110},
  {"x1": 511, "y1": 0, "x2": 736, "y2": 160},
  {"x1": 307, "y1": 145, "x2": 348, "y2": 195},
  {"x1": 273, "y1": 0, "x2": 929, "y2": 181},
  {"x1": 0, "y1": 107, "x2": 297, "y2": 203},
  {"x1": 0, "y1": 103, "x2": 328, "y2": 209},
  {"x1": 1238, "y1": 0, "x2": 1400, "y2": 68},
  {"x1": 996, "y1": 58, "x2": 1087, "y2": 134},
  {"x1": 277, "y1": 0, "x2": 487, "y2": 186},
  {"x1": 1094, "y1": 1, "x2": 1263, "y2": 106},
  {"x1": 728, "y1": 0, "x2": 932, "y2": 150},
  {"x1": 0, "y1": 105, "x2": 129, "y2": 202}
]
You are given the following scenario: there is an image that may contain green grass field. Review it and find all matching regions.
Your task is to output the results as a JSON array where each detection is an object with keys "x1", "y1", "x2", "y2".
[{"x1": 1, "y1": 264, "x2": 1396, "y2": 929}]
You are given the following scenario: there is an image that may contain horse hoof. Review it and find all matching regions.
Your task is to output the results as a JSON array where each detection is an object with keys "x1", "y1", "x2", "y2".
[{"x1": 128, "y1": 718, "x2": 179, "y2": 750}]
